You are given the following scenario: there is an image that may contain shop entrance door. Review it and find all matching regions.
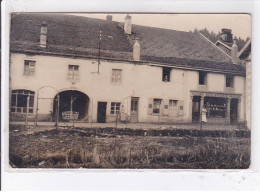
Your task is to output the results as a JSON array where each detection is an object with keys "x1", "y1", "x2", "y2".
[
  {"x1": 192, "y1": 96, "x2": 200, "y2": 122},
  {"x1": 230, "y1": 99, "x2": 238, "y2": 124}
]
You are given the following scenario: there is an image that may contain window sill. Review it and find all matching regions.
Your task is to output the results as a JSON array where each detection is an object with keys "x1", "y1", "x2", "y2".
[
  {"x1": 197, "y1": 84, "x2": 208, "y2": 91},
  {"x1": 110, "y1": 114, "x2": 120, "y2": 117},
  {"x1": 23, "y1": 74, "x2": 35, "y2": 77},
  {"x1": 111, "y1": 82, "x2": 122, "y2": 85},
  {"x1": 68, "y1": 79, "x2": 79, "y2": 82},
  {"x1": 224, "y1": 87, "x2": 235, "y2": 93}
]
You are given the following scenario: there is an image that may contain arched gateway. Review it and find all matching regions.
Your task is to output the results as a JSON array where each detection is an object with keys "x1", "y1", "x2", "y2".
[{"x1": 53, "y1": 90, "x2": 89, "y2": 121}]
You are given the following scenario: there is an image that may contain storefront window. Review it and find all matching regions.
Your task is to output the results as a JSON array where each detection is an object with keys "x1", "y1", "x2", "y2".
[{"x1": 204, "y1": 97, "x2": 226, "y2": 118}]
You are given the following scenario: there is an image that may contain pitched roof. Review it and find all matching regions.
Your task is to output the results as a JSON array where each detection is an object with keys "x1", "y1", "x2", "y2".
[
  {"x1": 238, "y1": 39, "x2": 251, "y2": 60},
  {"x1": 10, "y1": 13, "x2": 245, "y2": 75},
  {"x1": 215, "y1": 40, "x2": 232, "y2": 51}
]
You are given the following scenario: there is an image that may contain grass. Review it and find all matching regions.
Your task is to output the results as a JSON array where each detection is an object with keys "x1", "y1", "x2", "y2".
[{"x1": 9, "y1": 125, "x2": 250, "y2": 169}]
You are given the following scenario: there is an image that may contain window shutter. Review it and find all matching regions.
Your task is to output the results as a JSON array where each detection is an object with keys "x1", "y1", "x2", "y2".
[
  {"x1": 178, "y1": 100, "x2": 184, "y2": 116},
  {"x1": 163, "y1": 99, "x2": 169, "y2": 116},
  {"x1": 147, "y1": 98, "x2": 153, "y2": 115}
]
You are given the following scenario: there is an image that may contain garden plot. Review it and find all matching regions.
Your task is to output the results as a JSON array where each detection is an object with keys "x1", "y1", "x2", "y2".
[{"x1": 9, "y1": 125, "x2": 250, "y2": 169}]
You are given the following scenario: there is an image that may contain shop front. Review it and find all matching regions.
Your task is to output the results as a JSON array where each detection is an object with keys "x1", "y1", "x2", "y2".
[
  {"x1": 204, "y1": 97, "x2": 228, "y2": 124},
  {"x1": 191, "y1": 91, "x2": 241, "y2": 124}
]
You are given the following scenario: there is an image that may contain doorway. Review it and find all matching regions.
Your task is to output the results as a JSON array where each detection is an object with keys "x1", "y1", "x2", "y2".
[
  {"x1": 192, "y1": 96, "x2": 201, "y2": 122},
  {"x1": 130, "y1": 97, "x2": 139, "y2": 122},
  {"x1": 97, "y1": 102, "x2": 107, "y2": 123},
  {"x1": 53, "y1": 90, "x2": 89, "y2": 121},
  {"x1": 230, "y1": 99, "x2": 238, "y2": 124}
]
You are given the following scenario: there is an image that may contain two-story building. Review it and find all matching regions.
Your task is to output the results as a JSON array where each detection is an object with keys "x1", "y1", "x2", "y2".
[{"x1": 9, "y1": 13, "x2": 246, "y2": 124}]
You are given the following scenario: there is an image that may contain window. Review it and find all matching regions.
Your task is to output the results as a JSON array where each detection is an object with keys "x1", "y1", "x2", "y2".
[
  {"x1": 226, "y1": 74, "x2": 234, "y2": 88},
  {"x1": 131, "y1": 97, "x2": 138, "y2": 112},
  {"x1": 112, "y1": 69, "x2": 122, "y2": 83},
  {"x1": 199, "y1": 71, "x2": 207, "y2": 85},
  {"x1": 162, "y1": 67, "x2": 171, "y2": 82},
  {"x1": 168, "y1": 100, "x2": 178, "y2": 116},
  {"x1": 68, "y1": 65, "x2": 79, "y2": 80},
  {"x1": 205, "y1": 97, "x2": 227, "y2": 118},
  {"x1": 111, "y1": 102, "x2": 121, "y2": 114},
  {"x1": 24, "y1": 60, "x2": 36, "y2": 76},
  {"x1": 10, "y1": 90, "x2": 35, "y2": 114},
  {"x1": 169, "y1": 100, "x2": 178, "y2": 108},
  {"x1": 153, "y1": 99, "x2": 162, "y2": 114}
]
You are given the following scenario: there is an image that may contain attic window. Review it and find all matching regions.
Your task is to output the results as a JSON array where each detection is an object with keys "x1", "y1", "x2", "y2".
[
  {"x1": 226, "y1": 74, "x2": 234, "y2": 88},
  {"x1": 199, "y1": 71, "x2": 207, "y2": 85},
  {"x1": 162, "y1": 67, "x2": 171, "y2": 82}
]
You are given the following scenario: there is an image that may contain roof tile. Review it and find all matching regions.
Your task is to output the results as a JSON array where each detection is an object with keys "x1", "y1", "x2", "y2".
[{"x1": 10, "y1": 13, "x2": 245, "y2": 75}]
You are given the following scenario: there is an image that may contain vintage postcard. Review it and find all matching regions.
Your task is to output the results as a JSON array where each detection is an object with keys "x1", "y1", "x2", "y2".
[{"x1": 8, "y1": 13, "x2": 251, "y2": 169}]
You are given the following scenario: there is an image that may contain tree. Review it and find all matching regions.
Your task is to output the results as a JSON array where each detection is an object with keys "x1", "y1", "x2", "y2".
[{"x1": 194, "y1": 27, "x2": 247, "y2": 51}]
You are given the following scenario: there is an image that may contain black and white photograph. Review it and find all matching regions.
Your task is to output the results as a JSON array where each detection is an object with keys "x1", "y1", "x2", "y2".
[{"x1": 7, "y1": 12, "x2": 252, "y2": 169}]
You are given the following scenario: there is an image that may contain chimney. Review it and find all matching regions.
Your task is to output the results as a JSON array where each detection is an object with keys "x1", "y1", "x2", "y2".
[
  {"x1": 231, "y1": 38, "x2": 238, "y2": 64},
  {"x1": 124, "y1": 14, "x2": 132, "y2": 35},
  {"x1": 220, "y1": 28, "x2": 233, "y2": 44},
  {"x1": 133, "y1": 40, "x2": 140, "y2": 61},
  {"x1": 106, "y1": 15, "x2": 112, "y2": 21},
  {"x1": 40, "y1": 22, "x2": 47, "y2": 48}
]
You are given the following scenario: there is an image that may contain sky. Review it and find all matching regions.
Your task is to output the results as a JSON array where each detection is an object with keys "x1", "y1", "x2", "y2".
[{"x1": 72, "y1": 13, "x2": 251, "y2": 40}]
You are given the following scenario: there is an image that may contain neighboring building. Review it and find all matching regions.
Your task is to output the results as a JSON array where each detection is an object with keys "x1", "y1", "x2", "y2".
[
  {"x1": 238, "y1": 39, "x2": 251, "y2": 129},
  {"x1": 215, "y1": 29, "x2": 251, "y2": 129},
  {"x1": 9, "y1": 13, "x2": 246, "y2": 124},
  {"x1": 215, "y1": 28, "x2": 233, "y2": 56}
]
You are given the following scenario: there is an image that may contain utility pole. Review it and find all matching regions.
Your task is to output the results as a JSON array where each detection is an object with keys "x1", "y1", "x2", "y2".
[
  {"x1": 70, "y1": 94, "x2": 74, "y2": 127},
  {"x1": 35, "y1": 92, "x2": 39, "y2": 126},
  {"x1": 200, "y1": 108, "x2": 202, "y2": 130},
  {"x1": 56, "y1": 94, "x2": 60, "y2": 130},
  {"x1": 91, "y1": 30, "x2": 102, "y2": 74},
  {"x1": 115, "y1": 112, "x2": 118, "y2": 128},
  {"x1": 97, "y1": 30, "x2": 102, "y2": 74}
]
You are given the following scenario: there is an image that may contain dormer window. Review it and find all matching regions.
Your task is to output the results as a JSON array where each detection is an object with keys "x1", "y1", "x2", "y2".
[
  {"x1": 226, "y1": 74, "x2": 234, "y2": 88},
  {"x1": 199, "y1": 71, "x2": 207, "y2": 85},
  {"x1": 162, "y1": 67, "x2": 171, "y2": 82}
]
